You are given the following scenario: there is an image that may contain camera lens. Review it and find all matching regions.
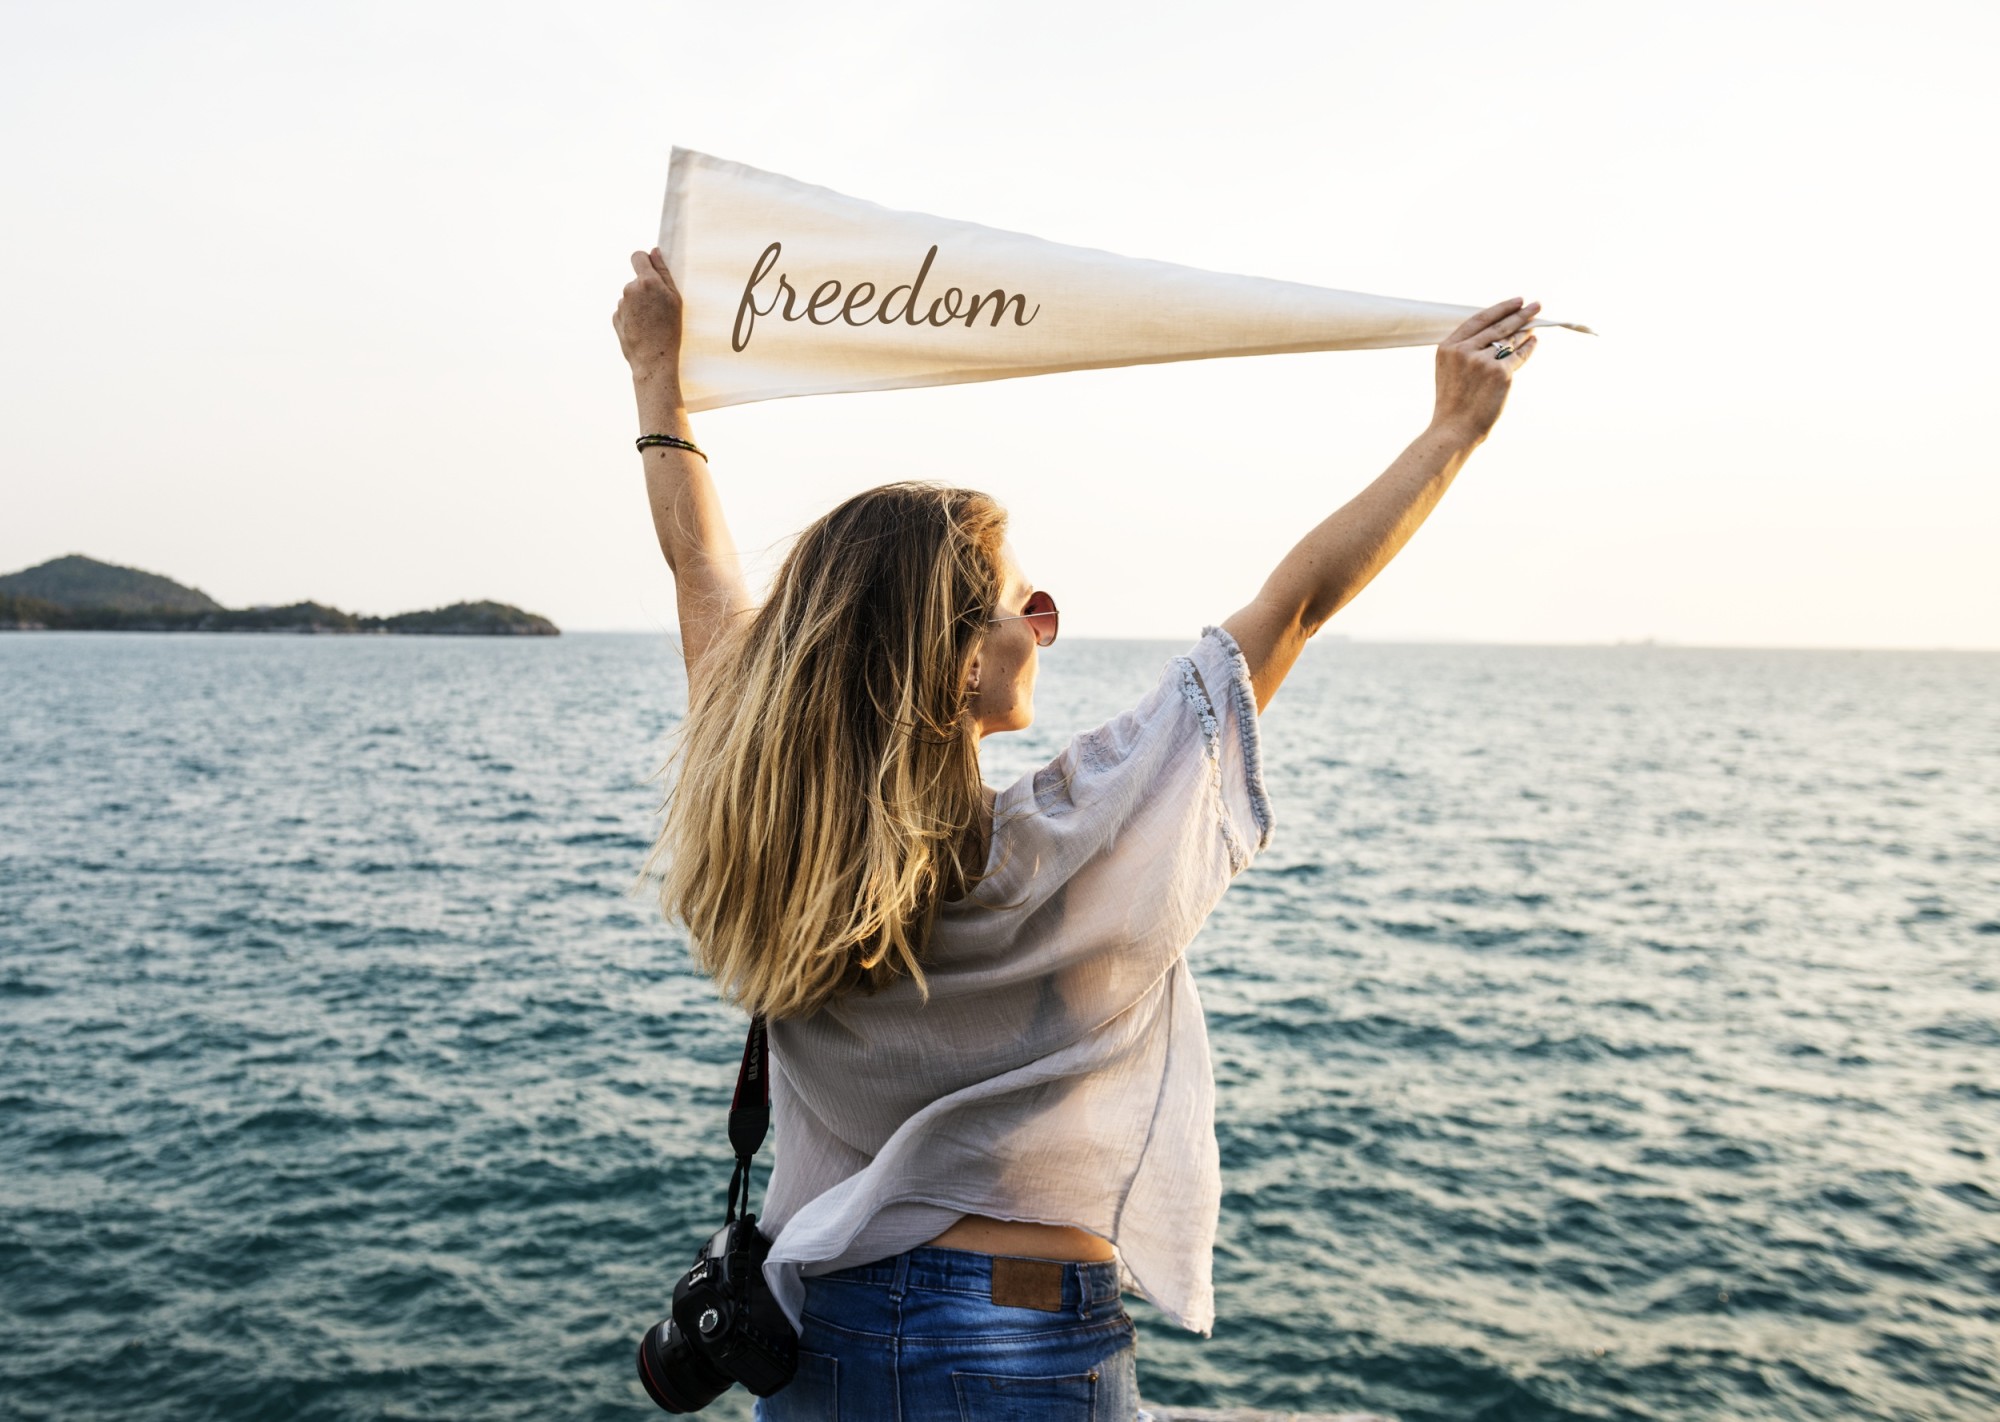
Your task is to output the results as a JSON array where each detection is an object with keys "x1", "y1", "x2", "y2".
[{"x1": 636, "y1": 1316, "x2": 734, "y2": 1414}]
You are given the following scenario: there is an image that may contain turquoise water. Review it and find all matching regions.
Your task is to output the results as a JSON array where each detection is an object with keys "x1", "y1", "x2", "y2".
[{"x1": 2, "y1": 632, "x2": 1994, "y2": 1421}]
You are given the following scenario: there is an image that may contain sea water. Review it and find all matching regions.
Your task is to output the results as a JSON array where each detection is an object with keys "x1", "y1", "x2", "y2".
[{"x1": 1, "y1": 632, "x2": 1994, "y2": 1421}]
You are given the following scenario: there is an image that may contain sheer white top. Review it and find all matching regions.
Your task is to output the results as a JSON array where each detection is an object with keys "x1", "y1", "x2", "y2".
[{"x1": 760, "y1": 625, "x2": 1273, "y2": 1335}]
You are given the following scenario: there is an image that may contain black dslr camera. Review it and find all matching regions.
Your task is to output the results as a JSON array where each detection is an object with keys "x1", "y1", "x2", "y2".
[
  {"x1": 637, "y1": 1214, "x2": 798, "y2": 1411},
  {"x1": 636, "y1": 1018, "x2": 799, "y2": 1413}
]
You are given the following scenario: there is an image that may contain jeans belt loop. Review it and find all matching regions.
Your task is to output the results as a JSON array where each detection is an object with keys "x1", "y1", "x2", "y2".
[{"x1": 890, "y1": 1250, "x2": 911, "y2": 1301}]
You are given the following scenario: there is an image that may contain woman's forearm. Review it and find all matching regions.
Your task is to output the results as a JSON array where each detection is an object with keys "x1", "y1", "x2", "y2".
[
  {"x1": 634, "y1": 374, "x2": 730, "y2": 573},
  {"x1": 631, "y1": 371, "x2": 749, "y2": 670},
  {"x1": 1257, "y1": 420, "x2": 1481, "y2": 641},
  {"x1": 1222, "y1": 298, "x2": 1542, "y2": 714}
]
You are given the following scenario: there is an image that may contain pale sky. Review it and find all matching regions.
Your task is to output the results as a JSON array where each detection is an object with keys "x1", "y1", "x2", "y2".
[{"x1": 4, "y1": 0, "x2": 1994, "y2": 647}]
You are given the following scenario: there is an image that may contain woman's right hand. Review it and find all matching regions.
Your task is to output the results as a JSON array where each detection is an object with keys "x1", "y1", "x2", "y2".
[
  {"x1": 614, "y1": 247, "x2": 685, "y2": 386},
  {"x1": 1430, "y1": 297, "x2": 1540, "y2": 447}
]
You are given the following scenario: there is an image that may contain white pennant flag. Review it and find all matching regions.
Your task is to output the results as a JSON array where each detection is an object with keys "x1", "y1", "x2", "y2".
[{"x1": 660, "y1": 148, "x2": 1590, "y2": 413}]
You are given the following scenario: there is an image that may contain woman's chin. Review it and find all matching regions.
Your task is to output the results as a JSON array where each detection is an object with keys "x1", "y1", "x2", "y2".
[{"x1": 977, "y1": 707, "x2": 1034, "y2": 739}]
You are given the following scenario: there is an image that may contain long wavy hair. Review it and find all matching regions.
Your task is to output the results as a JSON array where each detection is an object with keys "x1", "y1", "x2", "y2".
[{"x1": 653, "y1": 482, "x2": 1008, "y2": 1021}]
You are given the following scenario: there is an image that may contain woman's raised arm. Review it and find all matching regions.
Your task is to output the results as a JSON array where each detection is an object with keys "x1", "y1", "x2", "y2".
[
  {"x1": 1221, "y1": 297, "x2": 1543, "y2": 713},
  {"x1": 614, "y1": 249, "x2": 753, "y2": 693}
]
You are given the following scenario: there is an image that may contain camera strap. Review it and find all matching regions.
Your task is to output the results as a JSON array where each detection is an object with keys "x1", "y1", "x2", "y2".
[{"x1": 724, "y1": 1015, "x2": 770, "y2": 1224}]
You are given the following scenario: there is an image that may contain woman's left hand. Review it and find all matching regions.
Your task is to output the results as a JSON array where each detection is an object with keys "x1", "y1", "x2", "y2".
[{"x1": 1429, "y1": 298, "x2": 1540, "y2": 447}]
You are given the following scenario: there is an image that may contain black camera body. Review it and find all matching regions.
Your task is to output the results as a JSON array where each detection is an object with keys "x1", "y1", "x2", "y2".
[{"x1": 637, "y1": 1213, "x2": 799, "y2": 1412}]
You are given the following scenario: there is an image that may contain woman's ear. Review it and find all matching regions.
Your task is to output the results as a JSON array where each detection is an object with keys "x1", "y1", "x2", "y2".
[{"x1": 966, "y1": 653, "x2": 982, "y2": 696}]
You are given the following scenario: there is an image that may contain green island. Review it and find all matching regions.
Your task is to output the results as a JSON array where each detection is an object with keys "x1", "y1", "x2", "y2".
[{"x1": 0, "y1": 555, "x2": 559, "y2": 636}]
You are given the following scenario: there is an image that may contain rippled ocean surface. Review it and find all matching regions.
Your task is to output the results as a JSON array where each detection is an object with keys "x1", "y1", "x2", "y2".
[{"x1": 2, "y1": 632, "x2": 1995, "y2": 1422}]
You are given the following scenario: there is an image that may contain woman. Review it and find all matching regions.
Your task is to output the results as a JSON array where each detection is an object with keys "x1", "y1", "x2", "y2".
[{"x1": 614, "y1": 246, "x2": 1538, "y2": 1420}]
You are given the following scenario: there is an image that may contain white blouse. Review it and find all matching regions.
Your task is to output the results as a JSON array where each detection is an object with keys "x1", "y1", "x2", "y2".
[{"x1": 759, "y1": 625, "x2": 1273, "y2": 1335}]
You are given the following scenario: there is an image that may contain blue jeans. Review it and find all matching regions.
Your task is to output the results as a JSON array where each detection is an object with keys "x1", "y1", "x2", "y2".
[{"x1": 754, "y1": 1247, "x2": 1138, "y2": 1422}]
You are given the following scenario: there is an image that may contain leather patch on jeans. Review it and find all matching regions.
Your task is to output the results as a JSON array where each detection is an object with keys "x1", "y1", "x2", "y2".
[{"x1": 989, "y1": 1257, "x2": 1065, "y2": 1312}]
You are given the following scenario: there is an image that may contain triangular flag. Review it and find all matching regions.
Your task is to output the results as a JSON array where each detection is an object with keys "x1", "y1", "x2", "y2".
[{"x1": 661, "y1": 149, "x2": 1589, "y2": 413}]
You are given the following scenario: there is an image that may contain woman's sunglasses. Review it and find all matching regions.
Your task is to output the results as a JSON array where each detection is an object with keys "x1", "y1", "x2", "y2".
[{"x1": 988, "y1": 590, "x2": 1059, "y2": 647}]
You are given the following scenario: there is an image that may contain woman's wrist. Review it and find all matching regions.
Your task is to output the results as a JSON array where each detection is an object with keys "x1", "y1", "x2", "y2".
[
  {"x1": 632, "y1": 367, "x2": 689, "y2": 426},
  {"x1": 1423, "y1": 414, "x2": 1489, "y2": 454},
  {"x1": 631, "y1": 359, "x2": 684, "y2": 397}
]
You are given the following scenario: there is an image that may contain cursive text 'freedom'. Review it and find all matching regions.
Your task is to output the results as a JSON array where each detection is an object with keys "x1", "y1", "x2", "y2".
[{"x1": 732, "y1": 243, "x2": 1040, "y2": 352}]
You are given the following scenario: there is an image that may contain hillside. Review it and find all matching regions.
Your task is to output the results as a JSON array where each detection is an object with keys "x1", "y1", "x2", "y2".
[
  {"x1": 0, "y1": 556, "x2": 558, "y2": 636},
  {"x1": 376, "y1": 601, "x2": 558, "y2": 636},
  {"x1": 0, "y1": 555, "x2": 223, "y2": 613}
]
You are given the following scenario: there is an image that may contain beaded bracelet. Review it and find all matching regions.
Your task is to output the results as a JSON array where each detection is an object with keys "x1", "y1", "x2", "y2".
[{"x1": 635, "y1": 433, "x2": 707, "y2": 462}]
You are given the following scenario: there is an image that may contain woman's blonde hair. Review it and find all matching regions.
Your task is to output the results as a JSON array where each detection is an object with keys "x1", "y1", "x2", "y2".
[{"x1": 654, "y1": 482, "x2": 1008, "y2": 1020}]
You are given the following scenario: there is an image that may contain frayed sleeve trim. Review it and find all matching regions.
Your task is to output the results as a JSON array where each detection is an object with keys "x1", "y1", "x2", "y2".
[
  {"x1": 1174, "y1": 654, "x2": 1221, "y2": 756},
  {"x1": 1199, "y1": 625, "x2": 1275, "y2": 855},
  {"x1": 1173, "y1": 651, "x2": 1247, "y2": 873}
]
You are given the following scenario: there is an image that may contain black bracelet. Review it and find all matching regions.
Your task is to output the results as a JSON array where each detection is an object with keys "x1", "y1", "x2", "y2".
[{"x1": 635, "y1": 433, "x2": 707, "y2": 462}]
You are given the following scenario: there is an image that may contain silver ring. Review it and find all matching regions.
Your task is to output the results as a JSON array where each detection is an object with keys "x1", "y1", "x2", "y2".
[{"x1": 1490, "y1": 340, "x2": 1515, "y2": 360}]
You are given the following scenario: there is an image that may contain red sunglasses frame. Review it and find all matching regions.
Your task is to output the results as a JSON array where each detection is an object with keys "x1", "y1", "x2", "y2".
[{"x1": 988, "y1": 589, "x2": 1059, "y2": 647}]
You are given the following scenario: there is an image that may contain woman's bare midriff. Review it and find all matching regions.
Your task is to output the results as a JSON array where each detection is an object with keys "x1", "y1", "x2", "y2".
[{"x1": 924, "y1": 1214, "x2": 1117, "y2": 1262}]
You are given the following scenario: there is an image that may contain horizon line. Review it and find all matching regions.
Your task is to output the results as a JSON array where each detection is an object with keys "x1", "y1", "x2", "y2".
[{"x1": 557, "y1": 628, "x2": 2000, "y2": 653}]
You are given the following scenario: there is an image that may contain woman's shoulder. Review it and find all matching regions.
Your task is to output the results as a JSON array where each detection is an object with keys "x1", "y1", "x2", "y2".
[{"x1": 983, "y1": 626, "x2": 1262, "y2": 830}]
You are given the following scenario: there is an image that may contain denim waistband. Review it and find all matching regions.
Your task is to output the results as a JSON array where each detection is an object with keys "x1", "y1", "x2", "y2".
[{"x1": 819, "y1": 1246, "x2": 1121, "y2": 1311}]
